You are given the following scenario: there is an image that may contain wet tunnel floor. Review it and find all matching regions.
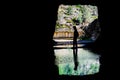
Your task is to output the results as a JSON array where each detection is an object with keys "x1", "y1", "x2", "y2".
[{"x1": 54, "y1": 48, "x2": 100, "y2": 76}]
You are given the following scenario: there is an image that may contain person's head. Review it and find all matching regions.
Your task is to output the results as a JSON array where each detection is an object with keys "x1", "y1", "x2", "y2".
[{"x1": 73, "y1": 26, "x2": 77, "y2": 30}]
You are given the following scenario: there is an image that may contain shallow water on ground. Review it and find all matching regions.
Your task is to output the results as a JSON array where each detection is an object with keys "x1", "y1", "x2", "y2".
[{"x1": 54, "y1": 48, "x2": 100, "y2": 76}]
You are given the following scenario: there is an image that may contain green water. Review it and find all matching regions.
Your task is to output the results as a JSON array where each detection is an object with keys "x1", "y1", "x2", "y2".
[{"x1": 54, "y1": 48, "x2": 100, "y2": 76}]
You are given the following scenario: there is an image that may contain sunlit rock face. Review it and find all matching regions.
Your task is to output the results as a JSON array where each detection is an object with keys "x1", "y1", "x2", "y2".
[
  {"x1": 53, "y1": 4, "x2": 101, "y2": 41},
  {"x1": 54, "y1": 48, "x2": 100, "y2": 76}
]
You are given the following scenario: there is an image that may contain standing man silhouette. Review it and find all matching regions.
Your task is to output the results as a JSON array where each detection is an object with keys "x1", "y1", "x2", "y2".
[{"x1": 73, "y1": 26, "x2": 79, "y2": 70}]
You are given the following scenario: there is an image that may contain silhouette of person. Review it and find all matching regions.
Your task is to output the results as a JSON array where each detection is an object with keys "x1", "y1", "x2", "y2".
[{"x1": 73, "y1": 26, "x2": 79, "y2": 70}]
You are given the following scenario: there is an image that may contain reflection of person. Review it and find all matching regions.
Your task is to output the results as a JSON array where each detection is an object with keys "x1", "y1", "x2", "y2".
[{"x1": 73, "y1": 26, "x2": 79, "y2": 70}]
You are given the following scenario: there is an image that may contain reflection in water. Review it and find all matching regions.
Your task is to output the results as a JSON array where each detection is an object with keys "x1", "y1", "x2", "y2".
[
  {"x1": 73, "y1": 26, "x2": 79, "y2": 70},
  {"x1": 54, "y1": 48, "x2": 100, "y2": 76}
]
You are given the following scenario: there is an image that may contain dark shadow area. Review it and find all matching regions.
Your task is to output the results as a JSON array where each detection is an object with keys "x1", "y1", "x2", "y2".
[
  {"x1": 58, "y1": 74, "x2": 100, "y2": 80},
  {"x1": 15, "y1": 0, "x2": 119, "y2": 80},
  {"x1": 7, "y1": 0, "x2": 119, "y2": 80}
]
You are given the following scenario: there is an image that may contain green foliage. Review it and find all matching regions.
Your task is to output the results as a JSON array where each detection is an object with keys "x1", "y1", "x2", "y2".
[
  {"x1": 66, "y1": 6, "x2": 72, "y2": 15},
  {"x1": 55, "y1": 4, "x2": 98, "y2": 33},
  {"x1": 55, "y1": 22, "x2": 61, "y2": 29},
  {"x1": 91, "y1": 16, "x2": 98, "y2": 20},
  {"x1": 77, "y1": 14, "x2": 83, "y2": 24},
  {"x1": 66, "y1": 19, "x2": 73, "y2": 23}
]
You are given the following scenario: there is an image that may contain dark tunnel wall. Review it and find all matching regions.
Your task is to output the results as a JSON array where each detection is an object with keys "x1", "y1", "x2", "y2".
[{"x1": 19, "y1": 0, "x2": 119, "y2": 79}]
